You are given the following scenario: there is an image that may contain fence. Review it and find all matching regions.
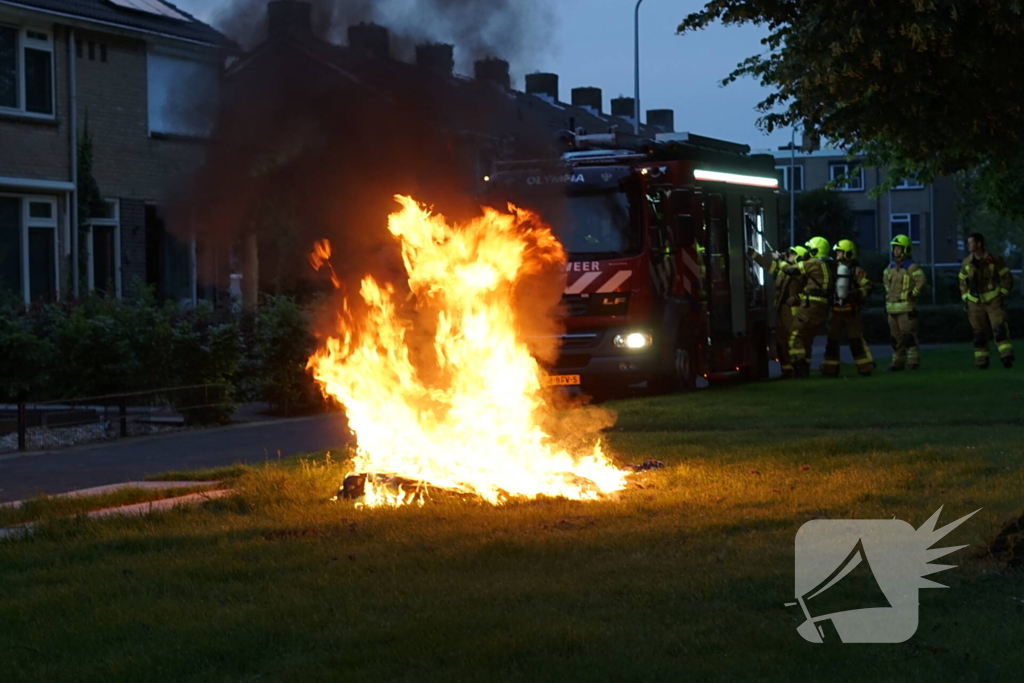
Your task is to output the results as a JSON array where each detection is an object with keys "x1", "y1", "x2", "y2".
[{"x1": 0, "y1": 384, "x2": 231, "y2": 453}]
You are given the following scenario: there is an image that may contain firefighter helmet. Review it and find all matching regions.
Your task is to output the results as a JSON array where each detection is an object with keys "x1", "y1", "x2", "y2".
[
  {"x1": 806, "y1": 236, "x2": 830, "y2": 258},
  {"x1": 891, "y1": 234, "x2": 912, "y2": 255},
  {"x1": 833, "y1": 239, "x2": 857, "y2": 261},
  {"x1": 789, "y1": 245, "x2": 809, "y2": 261}
]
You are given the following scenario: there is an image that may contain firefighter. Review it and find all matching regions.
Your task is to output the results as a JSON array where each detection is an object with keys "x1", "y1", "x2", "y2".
[
  {"x1": 748, "y1": 244, "x2": 807, "y2": 378},
  {"x1": 784, "y1": 236, "x2": 833, "y2": 378},
  {"x1": 821, "y1": 239, "x2": 874, "y2": 376},
  {"x1": 883, "y1": 234, "x2": 928, "y2": 370},
  {"x1": 959, "y1": 232, "x2": 1014, "y2": 369}
]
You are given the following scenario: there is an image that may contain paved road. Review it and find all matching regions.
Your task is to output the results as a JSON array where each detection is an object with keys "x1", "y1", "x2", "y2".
[
  {"x1": 0, "y1": 340, "x2": 940, "y2": 504},
  {"x1": 0, "y1": 414, "x2": 351, "y2": 504}
]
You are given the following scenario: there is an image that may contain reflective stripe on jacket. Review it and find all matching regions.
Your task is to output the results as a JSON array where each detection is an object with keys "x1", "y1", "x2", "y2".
[
  {"x1": 959, "y1": 252, "x2": 1012, "y2": 303},
  {"x1": 883, "y1": 258, "x2": 927, "y2": 314}
]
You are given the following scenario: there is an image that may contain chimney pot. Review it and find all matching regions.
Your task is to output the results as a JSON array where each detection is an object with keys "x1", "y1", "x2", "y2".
[
  {"x1": 267, "y1": 0, "x2": 312, "y2": 37},
  {"x1": 525, "y1": 72, "x2": 559, "y2": 102},
  {"x1": 348, "y1": 22, "x2": 390, "y2": 60},
  {"x1": 646, "y1": 109, "x2": 674, "y2": 132},
  {"x1": 571, "y1": 87, "x2": 602, "y2": 115},
  {"x1": 415, "y1": 42, "x2": 454, "y2": 76},
  {"x1": 474, "y1": 57, "x2": 510, "y2": 89}
]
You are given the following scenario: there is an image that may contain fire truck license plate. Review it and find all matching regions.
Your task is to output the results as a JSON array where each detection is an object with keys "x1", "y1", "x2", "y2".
[{"x1": 545, "y1": 374, "x2": 580, "y2": 386}]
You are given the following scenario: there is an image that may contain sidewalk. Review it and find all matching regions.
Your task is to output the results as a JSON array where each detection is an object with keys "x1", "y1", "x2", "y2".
[{"x1": 0, "y1": 412, "x2": 351, "y2": 504}]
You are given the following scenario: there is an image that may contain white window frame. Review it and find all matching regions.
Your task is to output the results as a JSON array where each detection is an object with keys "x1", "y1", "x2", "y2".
[
  {"x1": 86, "y1": 198, "x2": 121, "y2": 297},
  {"x1": 3, "y1": 194, "x2": 60, "y2": 305},
  {"x1": 829, "y1": 163, "x2": 864, "y2": 191},
  {"x1": 775, "y1": 165, "x2": 803, "y2": 192},
  {"x1": 890, "y1": 212, "x2": 921, "y2": 246},
  {"x1": 0, "y1": 24, "x2": 56, "y2": 119},
  {"x1": 894, "y1": 175, "x2": 924, "y2": 190}
]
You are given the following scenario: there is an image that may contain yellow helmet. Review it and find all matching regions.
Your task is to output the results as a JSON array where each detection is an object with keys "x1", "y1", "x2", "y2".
[
  {"x1": 891, "y1": 234, "x2": 912, "y2": 255},
  {"x1": 833, "y1": 239, "x2": 857, "y2": 261},
  {"x1": 789, "y1": 245, "x2": 809, "y2": 261},
  {"x1": 805, "y1": 236, "x2": 830, "y2": 258}
]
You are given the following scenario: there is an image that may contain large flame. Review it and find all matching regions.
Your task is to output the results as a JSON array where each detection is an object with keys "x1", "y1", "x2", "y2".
[{"x1": 308, "y1": 195, "x2": 627, "y2": 506}]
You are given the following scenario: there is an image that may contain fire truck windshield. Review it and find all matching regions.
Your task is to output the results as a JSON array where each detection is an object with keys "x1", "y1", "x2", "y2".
[{"x1": 554, "y1": 191, "x2": 640, "y2": 257}]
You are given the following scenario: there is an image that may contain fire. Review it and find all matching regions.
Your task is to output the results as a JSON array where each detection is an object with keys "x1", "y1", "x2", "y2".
[{"x1": 307, "y1": 195, "x2": 627, "y2": 507}]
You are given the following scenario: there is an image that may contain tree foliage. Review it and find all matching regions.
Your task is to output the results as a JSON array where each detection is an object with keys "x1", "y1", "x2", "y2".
[
  {"x1": 678, "y1": 1, "x2": 1024, "y2": 202},
  {"x1": 780, "y1": 189, "x2": 855, "y2": 249}
]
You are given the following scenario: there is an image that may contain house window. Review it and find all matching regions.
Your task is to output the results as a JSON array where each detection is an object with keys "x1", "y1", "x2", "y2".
[
  {"x1": 894, "y1": 175, "x2": 924, "y2": 190},
  {"x1": 890, "y1": 213, "x2": 921, "y2": 245},
  {"x1": 0, "y1": 24, "x2": 54, "y2": 116},
  {"x1": 0, "y1": 195, "x2": 59, "y2": 304},
  {"x1": 829, "y1": 163, "x2": 864, "y2": 191},
  {"x1": 147, "y1": 49, "x2": 219, "y2": 137},
  {"x1": 88, "y1": 199, "x2": 120, "y2": 296},
  {"x1": 776, "y1": 165, "x2": 803, "y2": 192}
]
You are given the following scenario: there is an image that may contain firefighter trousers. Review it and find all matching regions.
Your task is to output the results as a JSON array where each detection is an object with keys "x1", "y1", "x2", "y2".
[
  {"x1": 888, "y1": 311, "x2": 920, "y2": 369},
  {"x1": 967, "y1": 300, "x2": 1014, "y2": 367},
  {"x1": 788, "y1": 302, "x2": 829, "y2": 373},
  {"x1": 821, "y1": 309, "x2": 875, "y2": 376},
  {"x1": 776, "y1": 305, "x2": 795, "y2": 375}
]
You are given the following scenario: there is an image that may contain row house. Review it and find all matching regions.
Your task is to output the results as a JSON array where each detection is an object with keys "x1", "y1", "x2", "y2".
[
  {"x1": 0, "y1": 0, "x2": 231, "y2": 305},
  {"x1": 771, "y1": 137, "x2": 960, "y2": 264}
]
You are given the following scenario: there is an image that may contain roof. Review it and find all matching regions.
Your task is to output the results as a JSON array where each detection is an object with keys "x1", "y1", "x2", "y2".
[
  {"x1": 228, "y1": 29, "x2": 665, "y2": 155},
  {"x1": 0, "y1": 0, "x2": 234, "y2": 48}
]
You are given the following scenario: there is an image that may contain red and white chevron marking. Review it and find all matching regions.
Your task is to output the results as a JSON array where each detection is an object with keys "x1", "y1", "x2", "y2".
[{"x1": 564, "y1": 269, "x2": 633, "y2": 295}]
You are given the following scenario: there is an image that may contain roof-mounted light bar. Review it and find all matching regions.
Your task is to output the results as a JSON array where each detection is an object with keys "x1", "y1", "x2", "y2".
[{"x1": 694, "y1": 169, "x2": 779, "y2": 188}]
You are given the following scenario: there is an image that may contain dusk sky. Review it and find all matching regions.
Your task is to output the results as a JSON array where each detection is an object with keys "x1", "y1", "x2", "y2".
[{"x1": 175, "y1": 0, "x2": 793, "y2": 152}]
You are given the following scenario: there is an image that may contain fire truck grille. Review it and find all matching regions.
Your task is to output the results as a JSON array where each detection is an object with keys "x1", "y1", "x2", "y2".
[
  {"x1": 563, "y1": 295, "x2": 590, "y2": 317},
  {"x1": 552, "y1": 354, "x2": 590, "y2": 369},
  {"x1": 558, "y1": 332, "x2": 602, "y2": 350}
]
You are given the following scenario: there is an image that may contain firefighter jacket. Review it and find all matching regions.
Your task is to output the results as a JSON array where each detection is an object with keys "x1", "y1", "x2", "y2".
[
  {"x1": 883, "y1": 257, "x2": 927, "y2": 314},
  {"x1": 749, "y1": 250, "x2": 803, "y2": 312},
  {"x1": 832, "y1": 261, "x2": 872, "y2": 312},
  {"x1": 786, "y1": 257, "x2": 831, "y2": 306},
  {"x1": 959, "y1": 251, "x2": 1013, "y2": 304}
]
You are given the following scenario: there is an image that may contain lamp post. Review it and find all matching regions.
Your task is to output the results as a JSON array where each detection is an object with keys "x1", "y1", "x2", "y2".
[
  {"x1": 633, "y1": 0, "x2": 645, "y2": 135},
  {"x1": 789, "y1": 127, "x2": 796, "y2": 247}
]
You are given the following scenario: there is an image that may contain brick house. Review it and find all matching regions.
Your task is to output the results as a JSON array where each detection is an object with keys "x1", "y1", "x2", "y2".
[
  {"x1": 0, "y1": 0, "x2": 231, "y2": 305},
  {"x1": 770, "y1": 137, "x2": 960, "y2": 264}
]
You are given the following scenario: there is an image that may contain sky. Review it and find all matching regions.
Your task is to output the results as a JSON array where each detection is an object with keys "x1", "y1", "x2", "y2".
[{"x1": 174, "y1": 0, "x2": 792, "y2": 152}]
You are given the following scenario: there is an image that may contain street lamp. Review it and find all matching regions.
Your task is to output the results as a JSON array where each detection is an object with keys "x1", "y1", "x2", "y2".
[
  {"x1": 634, "y1": 0, "x2": 645, "y2": 135},
  {"x1": 789, "y1": 126, "x2": 797, "y2": 247}
]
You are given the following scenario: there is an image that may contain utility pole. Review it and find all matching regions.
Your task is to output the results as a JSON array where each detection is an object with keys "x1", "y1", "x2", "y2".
[{"x1": 633, "y1": 0, "x2": 645, "y2": 135}]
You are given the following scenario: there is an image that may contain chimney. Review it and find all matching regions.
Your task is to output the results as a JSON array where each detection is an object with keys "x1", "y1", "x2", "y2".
[
  {"x1": 647, "y1": 109, "x2": 674, "y2": 132},
  {"x1": 474, "y1": 57, "x2": 510, "y2": 89},
  {"x1": 348, "y1": 22, "x2": 390, "y2": 60},
  {"x1": 801, "y1": 129, "x2": 820, "y2": 152},
  {"x1": 611, "y1": 96, "x2": 635, "y2": 118},
  {"x1": 267, "y1": 0, "x2": 312, "y2": 37},
  {"x1": 525, "y1": 72, "x2": 559, "y2": 102},
  {"x1": 571, "y1": 87, "x2": 602, "y2": 115},
  {"x1": 415, "y1": 42, "x2": 454, "y2": 77}
]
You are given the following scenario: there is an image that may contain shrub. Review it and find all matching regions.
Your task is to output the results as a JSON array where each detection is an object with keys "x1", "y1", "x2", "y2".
[
  {"x1": 861, "y1": 304, "x2": 1024, "y2": 345},
  {"x1": 250, "y1": 295, "x2": 326, "y2": 415},
  {"x1": 166, "y1": 302, "x2": 242, "y2": 425}
]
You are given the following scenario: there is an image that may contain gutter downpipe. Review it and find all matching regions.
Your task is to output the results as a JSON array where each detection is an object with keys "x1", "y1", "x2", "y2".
[{"x1": 69, "y1": 26, "x2": 78, "y2": 298}]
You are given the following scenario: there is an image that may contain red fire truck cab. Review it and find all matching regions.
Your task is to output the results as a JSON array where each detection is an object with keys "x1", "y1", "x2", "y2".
[{"x1": 488, "y1": 131, "x2": 781, "y2": 394}]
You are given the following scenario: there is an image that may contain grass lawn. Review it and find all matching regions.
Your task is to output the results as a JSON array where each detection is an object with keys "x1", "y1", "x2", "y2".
[{"x1": 1, "y1": 345, "x2": 1023, "y2": 682}]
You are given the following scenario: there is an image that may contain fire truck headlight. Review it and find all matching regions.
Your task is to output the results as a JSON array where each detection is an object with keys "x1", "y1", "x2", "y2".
[{"x1": 614, "y1": 332, "x2": 653, "y2": 349}]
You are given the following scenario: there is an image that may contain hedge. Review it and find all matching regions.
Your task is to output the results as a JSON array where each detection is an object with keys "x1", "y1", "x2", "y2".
[{"x1": 861, "y1": 304, "x2": 1024, "y2": 345}]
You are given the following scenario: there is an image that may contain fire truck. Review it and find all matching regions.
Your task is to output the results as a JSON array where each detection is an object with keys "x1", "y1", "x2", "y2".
[{"x1": 487, "y1": 131, "x2": 781, "y2": 393}]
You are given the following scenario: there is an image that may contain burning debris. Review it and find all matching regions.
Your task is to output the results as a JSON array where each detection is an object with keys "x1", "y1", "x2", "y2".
[{"x1": 309, "y1": 196, "x2": 628, "y2": 507}]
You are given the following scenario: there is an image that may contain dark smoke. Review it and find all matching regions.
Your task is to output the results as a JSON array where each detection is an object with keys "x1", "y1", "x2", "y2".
[
  {"x1": 211, "y1": 0, "x2": 556, "y2": 76},
  {"x1": 171, "y1": 0, "x2": 566, "y2": 358}
]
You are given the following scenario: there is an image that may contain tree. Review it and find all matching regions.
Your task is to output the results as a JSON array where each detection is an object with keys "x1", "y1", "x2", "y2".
[
  {"x1": 780, "y1": 189, "x2": 855, "y2": 250},
  {"x1": 957, "y1": 172, "x2": 1024, "y2": 268},
  {"x1": 678, "y1": 2, "x2": 1024, "y2": 210}
]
